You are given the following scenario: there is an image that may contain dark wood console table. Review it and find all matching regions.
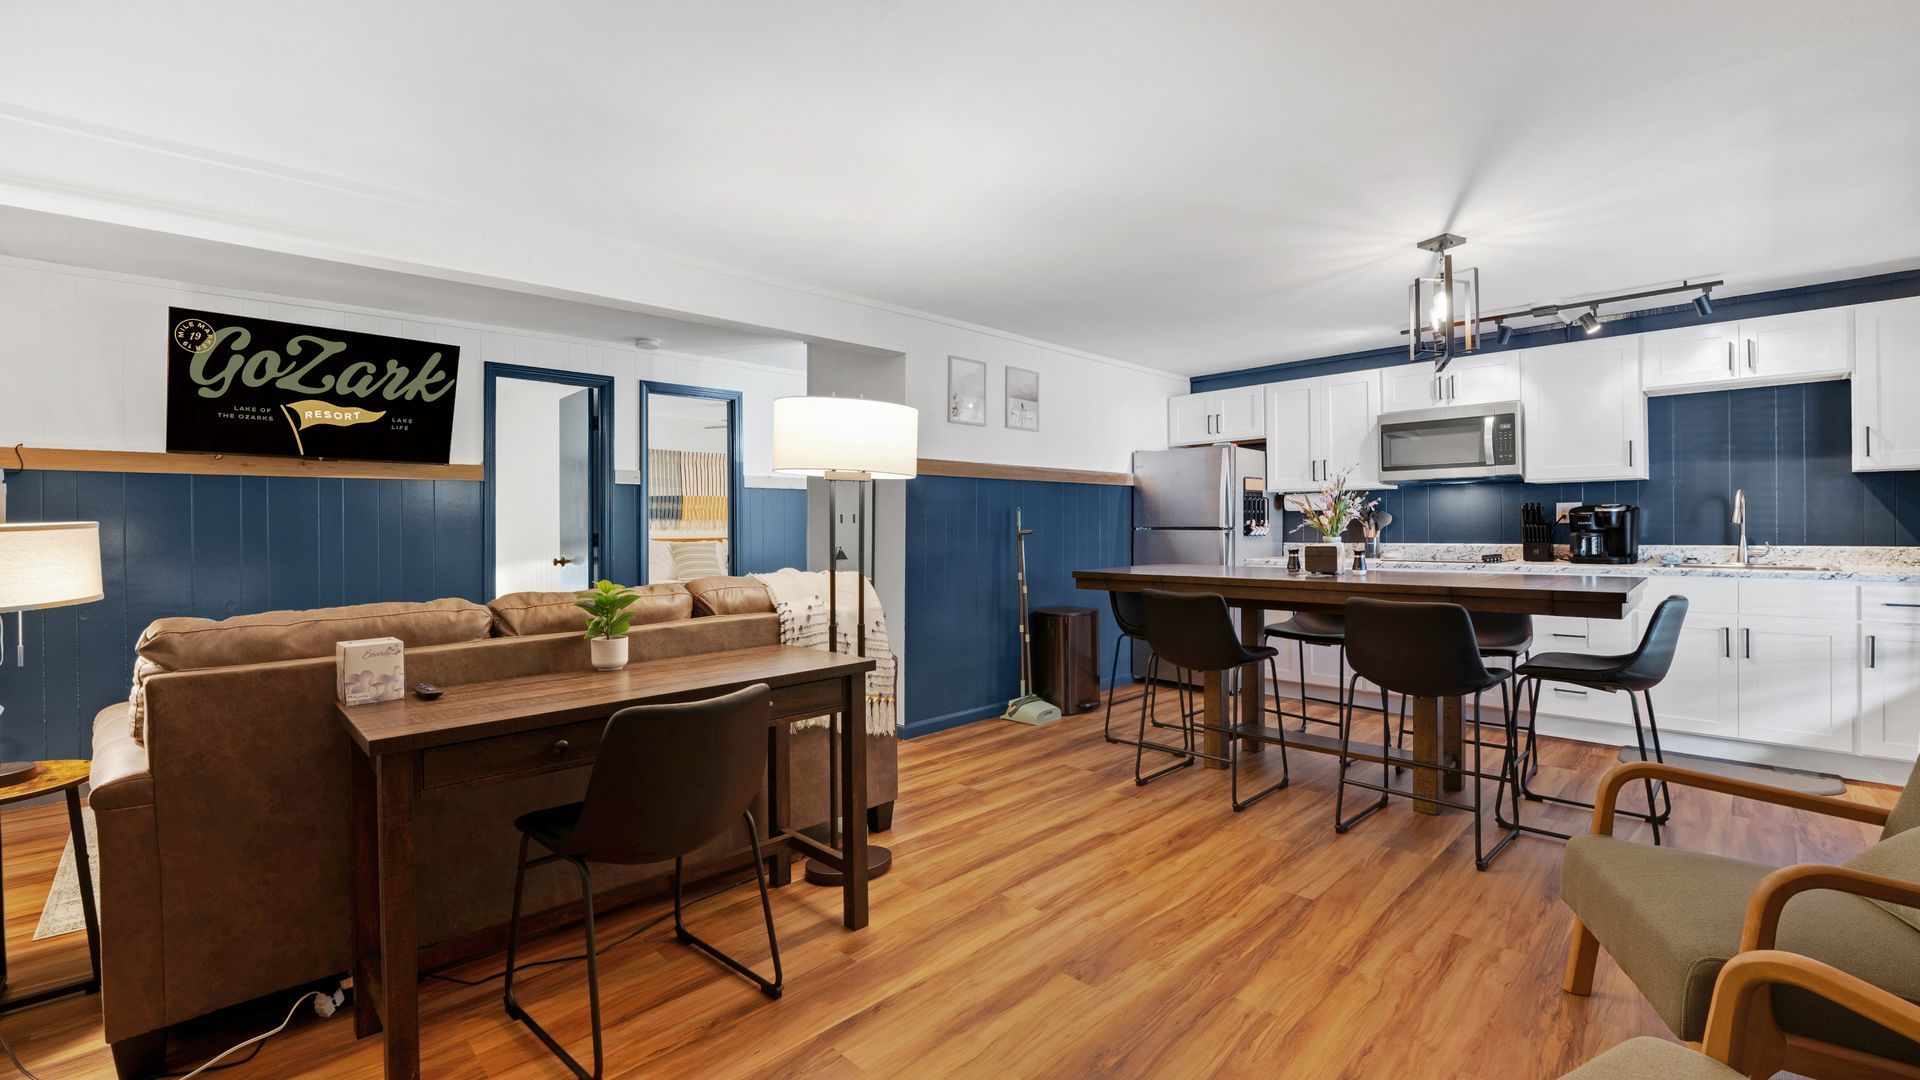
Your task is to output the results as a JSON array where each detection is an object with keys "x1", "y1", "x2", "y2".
[{"x1": 336, "y1": 644, "x2": 877, "y2": 1079}]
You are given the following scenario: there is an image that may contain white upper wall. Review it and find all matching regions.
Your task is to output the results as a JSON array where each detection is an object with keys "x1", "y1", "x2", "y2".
[{"x1": 0, "y1": 112, "x2": 1183, "y2": 474}]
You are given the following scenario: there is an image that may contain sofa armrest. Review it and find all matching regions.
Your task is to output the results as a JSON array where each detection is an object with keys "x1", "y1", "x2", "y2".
[
  {"x1": 1589, "y1": 761, "x2": 1889, "y2": 837},
  {"x1": 90, "y1": 702, "x2": 152, "y2": 811},
  {"x1": 1741, "y1": 863, "x2": 1920, "y2": 952}
]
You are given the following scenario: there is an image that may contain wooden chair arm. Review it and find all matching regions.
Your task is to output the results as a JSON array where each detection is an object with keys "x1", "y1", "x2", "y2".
[
  {"x1": 1588, "y1": 761, "x2": 1890, "y2": 836},
  {"x1": 1702, "y1": 950, "x2": 1920, "y2": 1079},
  {"x1": 1741, "y1": 863, "x2": 1920, "y2": 951}
]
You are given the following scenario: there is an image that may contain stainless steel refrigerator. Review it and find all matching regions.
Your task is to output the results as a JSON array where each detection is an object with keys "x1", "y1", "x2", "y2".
[{"x1": 1129, "y1": 445, "x2": 1267, "y2": 679}]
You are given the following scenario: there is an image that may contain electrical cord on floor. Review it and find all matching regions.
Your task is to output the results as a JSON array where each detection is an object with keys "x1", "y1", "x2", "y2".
[
  {"x1": 424, "y1": 873, "x2": 758, "y2": 988},
  {"x1": 154, "y1": 990, "x2": 329, "y2": 1079},
  {"x1": 0, "y1": 1023, "x2": 44, "y2": 1080}
]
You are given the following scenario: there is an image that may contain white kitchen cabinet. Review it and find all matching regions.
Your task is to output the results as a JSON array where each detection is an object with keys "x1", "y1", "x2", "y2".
[
  {"x1": 1168, "y1": 387, "x2": 1264, "y2": 445},
  {"x1": 1641, "y1": 308, "x2": 1851, "y2": 394},
  {"x1": 1735, "y1": 616, "x2": 1858, "y2": 753},
  {"x1": 1861, "y1": 623, "x2": 1920, "y2": 760},
  {"x1": 1649, "y1": 613, "x2": 1740, "y2": 740},
  {"x1": 1265, "y1": 372, "x2": 1385, "y2": 491},
  {"x1": 1851, "y1": 296, "x2": 1920, "y2": 472},
  {"x1": 1519, "y1": 336, "x2": 1648, "y2": 482},
  {"x1": 1379, "y1": 353, "x2": 1522, "y2": 412}
]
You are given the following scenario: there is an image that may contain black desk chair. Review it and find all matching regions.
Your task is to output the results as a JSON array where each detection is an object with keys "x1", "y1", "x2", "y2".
[
  {"x1": 503, "y1": 683, "x2": 783, "y2": 1079},
  {"x1": 1337, "y1": 598, "x2": 1521, "y2": 870},
  {"x1": 1264, "y1": 612, "x2": 1347, "y2": 733},
  {"x1": 1503, "y1": 596, "x2": 1689, "y2": 846},
  {"x1": 1133, "y1": 588, "x2": 1291, "y2": 811}
]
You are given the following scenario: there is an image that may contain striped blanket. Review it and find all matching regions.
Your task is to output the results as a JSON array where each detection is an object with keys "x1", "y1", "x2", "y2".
[{"x1": 752, "y1": 568, "x2": 897, "y2": 736}]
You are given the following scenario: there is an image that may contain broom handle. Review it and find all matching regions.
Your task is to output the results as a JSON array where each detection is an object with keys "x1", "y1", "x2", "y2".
[{"x1": 1015, "y1": 508, "x2": 1034, "y2": 693}]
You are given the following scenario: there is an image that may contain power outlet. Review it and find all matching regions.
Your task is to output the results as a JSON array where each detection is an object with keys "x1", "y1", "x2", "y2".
[{"x1": 1555, "y1": 502, "x2": 1579, "y2": 523}]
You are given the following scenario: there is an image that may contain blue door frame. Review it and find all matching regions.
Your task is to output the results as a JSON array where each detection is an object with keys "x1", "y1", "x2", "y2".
[
  {"x1": 483, "y1": 362, "x2": 616, "y2": 599},
  {"x1": 638, "y1": 380, "x2": 745, "y2": 580}
]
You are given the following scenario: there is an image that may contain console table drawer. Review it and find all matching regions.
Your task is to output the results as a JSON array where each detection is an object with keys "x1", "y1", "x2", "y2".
[
  {"x1": 422, "y1": 718, "x2": 604, "y2": 790},
  {"x1": 771, "y1": 678, "x2": 850, "y2": 721}
]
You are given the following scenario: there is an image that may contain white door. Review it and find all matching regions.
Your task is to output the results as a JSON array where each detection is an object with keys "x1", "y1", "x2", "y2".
[
  {"x1": 1649, "y1": 615, "x2": 1740, "y2": 739},
  {"x1": 1216, "y1": 387, "x2": 1265, "y2": 441},
  {"x1": 1439, "y1": 353, "x2": 1522, "y2": 406},
  {"x1": 1852, "y1": 297, "x2": 1920, "y2": 471},
  {"x1": 1861, "y1": 624, "x2": 1920, "y2": 760},
  {"x1": 1520, "y1": 337, "x2": 1649, "y2": 482},
  {"x1": 1736, "y1": 616, "x2": 1859, "y2": 752},
  {"x1": 1640, "y1": 323, "x2": 1737, "y2": 391},
  {"x1": 1320, "y1": 373, "x2": 1385, "y2": 488},
  {"x1": 1265, "y1": 384, "x2": 1318, "y2": 491},
  {"x1": 1739, "y1": 308, "x2": 1852, "y2": 383},
  {"x1": 1168, "y1": 394, "x2": 1216, "y2": 446},
  {"x1": 1380, "y1": 362, "x2": 1444, "y2": 412}
]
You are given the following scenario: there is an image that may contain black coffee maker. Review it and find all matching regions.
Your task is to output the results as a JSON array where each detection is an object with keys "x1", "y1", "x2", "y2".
[{"x1": 1567, "y1": 504, "x2": 1639, "y2": 564}]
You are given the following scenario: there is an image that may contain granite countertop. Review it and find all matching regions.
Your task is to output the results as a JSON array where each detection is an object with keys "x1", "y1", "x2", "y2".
[{"x1": 1243, "y1": 544, "x2": 1920, "y2": 585}]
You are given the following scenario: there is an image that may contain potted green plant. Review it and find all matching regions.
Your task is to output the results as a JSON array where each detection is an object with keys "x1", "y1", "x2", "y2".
[
  {"x1": 576, "y1": 579, "x2": 639, "y2": 671},
  {"x1": 1291, "y1": 467, "x2": 1378, "y2": 575}
]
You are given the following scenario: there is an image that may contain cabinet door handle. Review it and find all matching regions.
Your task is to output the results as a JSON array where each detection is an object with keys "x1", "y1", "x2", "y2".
[
  {"x1": 1553, "y1": 687, "x2": 1588, "y2": 697},
  {"x1": 1627, "y1": 439, "x2": 1634, "y2": 467},
  {"x1": 1449, "y1": 375, "x2": 1457, "y2": 400},
  {"x1": 1434, "y1": 375, "x2": 1442, "y2": 401},
  {"x1": 1550, "y1": 632, "x2": 1587, "y2": 639},
  {"x1": 1742, "y1": 627, "x2": 1751, "y2": 659},
  {"x1": 1868, "y1": 634, "x2": 1877, "y2": 669},
  {"x1": 1727, "y1": 340, "x2": 1735, "y2": 375},
  {"x1": 1884, "y1": 602, "x2": 1920, "y2": 608},
  {"x1": 1747, "y1": 339, "x2": 1756, "y2": 373},
  {"x1": 1722, "y1": 627, "x2": 1732, "y2": 659},
  {"x1": 1866, "y1": 425, "x2": 1874, "y2": 458}
]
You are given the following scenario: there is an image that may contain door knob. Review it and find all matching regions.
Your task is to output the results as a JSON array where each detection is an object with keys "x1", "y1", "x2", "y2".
[{"x1": 552, "y1": 556, "x2": 574, "y2": 567}]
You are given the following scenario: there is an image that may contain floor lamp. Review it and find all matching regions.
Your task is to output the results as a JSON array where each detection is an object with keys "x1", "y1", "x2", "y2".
[
  {"x1": 771, "y1": 395, "x2": 917, "y2": 886},
  {"x1": 0, "y1": 522, "x2": 104, "y2": 785}
]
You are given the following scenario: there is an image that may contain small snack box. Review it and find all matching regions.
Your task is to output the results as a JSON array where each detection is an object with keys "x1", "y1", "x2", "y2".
[{"x1": 337, "y1": 637, "x2": 406, "y2": 706}]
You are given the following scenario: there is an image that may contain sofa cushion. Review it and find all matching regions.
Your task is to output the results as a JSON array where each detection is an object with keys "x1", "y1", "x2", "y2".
[
  {"x1": 130, "y1": 598, "x2": 492, "y2": 744},
  {"x1": 488, "y1": 584, "x2": 692, "y2": 637},
  {"x1": 685, "y1": 575, "x2": 774, "y2": 617},
  {"x1": 1562, "y1": 834, "x2": 1920, "y2": 1063},
  {"x1": 1847, "y1": 826, "x2": 1920, "y2": 933},
  {"x1": 1557, "y1": 1037, "x2": 1737, "y2": 1080}
]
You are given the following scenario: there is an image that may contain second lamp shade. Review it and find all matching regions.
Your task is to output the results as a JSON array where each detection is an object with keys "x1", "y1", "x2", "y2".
[{"x1": 772, "y1": 397, "x2": 919, "y2": 480}]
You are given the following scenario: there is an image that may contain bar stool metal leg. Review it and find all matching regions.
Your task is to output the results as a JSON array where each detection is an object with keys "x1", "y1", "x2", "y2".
[
  {"x1": 1225, "y1": 655, "x2": 1290, "y2": 811},
  {"x1": 1334, "y1": 675, "x2": 1390, "y2": 833},
  {"x1": 1102, "y1": 630, "x2": 1135, "y2": 744},
  {"x1": 1135, "y1": 655, "x2": 1197, "y2": 785},
  {"x1": 503, "y1": 844, "x2": 604, "y2": 1080},
  {"x1": 673, "y1": 814, "x2": 783, "y2": 996}
]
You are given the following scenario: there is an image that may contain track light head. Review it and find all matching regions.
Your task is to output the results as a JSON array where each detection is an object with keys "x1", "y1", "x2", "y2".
[
  {"x1": 1496, "y1": 322, "x2": 1516, "y2": 346},
  {"x1": 1577, "y1": 308, "x2": 1602, "y2": 335},
  {"x1": 1693, "y1": 291, "x2": 1714, "y2": 317}
]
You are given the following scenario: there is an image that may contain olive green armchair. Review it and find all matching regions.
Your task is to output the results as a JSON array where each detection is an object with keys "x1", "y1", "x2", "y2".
[{"x1": 1560, "y1": 755, "x2": 1920, "y2": 1076}]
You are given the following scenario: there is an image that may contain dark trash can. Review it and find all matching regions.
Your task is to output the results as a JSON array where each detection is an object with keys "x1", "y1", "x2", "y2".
[{"x1": 1030, "y1": 605, "x2": 1100, "y2": 715}]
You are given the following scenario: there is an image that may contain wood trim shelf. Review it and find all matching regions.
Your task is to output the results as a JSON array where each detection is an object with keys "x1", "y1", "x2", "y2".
[
  {"x1": 1, "y1": 446, "x2": 484, "y2": 482},
  {"x1": 915, "y1": 458, "x2": 1131, "y2": 486}
]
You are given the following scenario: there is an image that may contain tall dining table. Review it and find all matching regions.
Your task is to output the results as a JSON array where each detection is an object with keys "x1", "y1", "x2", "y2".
[{"x1": 1074, "y1": 563, "x2": 1645, "y2": 814}]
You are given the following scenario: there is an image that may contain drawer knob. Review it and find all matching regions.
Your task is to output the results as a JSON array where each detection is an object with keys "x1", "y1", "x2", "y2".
[{"x1": 552, "y1": 739, "x2": 571, "y2": 755}]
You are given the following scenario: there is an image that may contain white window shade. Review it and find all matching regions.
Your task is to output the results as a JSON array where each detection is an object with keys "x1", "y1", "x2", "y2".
[
  {"x1": 0, "y1": 522, "x2": 104, "y2": 610},
  {"x1": 772, "y1": 397, "x2": 919, "y2": 480}
]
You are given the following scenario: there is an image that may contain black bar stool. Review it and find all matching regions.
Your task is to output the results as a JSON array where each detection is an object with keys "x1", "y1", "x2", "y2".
[
  {"x1": 1133, "y1": 588, "x2": 1291, "y2": 812},
  {"x1": 1395, "y1": 612, "x2": 1533, "y2": 767},
  {"x1": 1102, "y1": 591, "x2": 1188, "y2": 744},
  {"x1": 1336, "y1": 598, "x2": 1520, "y2": 870},
  {"x1": 503, "y1": 683, "x2": 782, "y2": 1079},
  {"x1": 1264, "y1": 612, "x2": 1347, "y2": 732},
  {"x1": 1502, "y1": 596, "x2": 1689, "y2": 846}
]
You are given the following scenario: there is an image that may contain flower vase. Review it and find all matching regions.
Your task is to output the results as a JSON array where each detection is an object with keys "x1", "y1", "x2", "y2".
[{"x1": 1303, "y1": 541, "x2": 1343, "y2": 576}]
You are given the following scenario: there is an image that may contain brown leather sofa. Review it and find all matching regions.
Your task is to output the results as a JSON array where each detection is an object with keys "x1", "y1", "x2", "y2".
[{"x1": 88, "y1": 576, "x2": 897, "y2": 1077}]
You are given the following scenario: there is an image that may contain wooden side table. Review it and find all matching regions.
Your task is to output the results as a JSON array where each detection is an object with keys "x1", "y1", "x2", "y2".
[{"x1": 0, "y1": 760, "x2": 101, "y2": 1013}]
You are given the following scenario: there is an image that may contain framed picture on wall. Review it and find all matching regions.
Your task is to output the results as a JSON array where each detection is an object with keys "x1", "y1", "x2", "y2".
[
  {"x1": 1006, "y1": 365, "x2": 1039, "y2": 431},
  {"x1": 947, "y1": 355, "x2": 986, "y2": 426}
]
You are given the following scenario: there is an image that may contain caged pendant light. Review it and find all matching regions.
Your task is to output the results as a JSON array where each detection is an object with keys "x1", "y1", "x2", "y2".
[{"x1": 1408, "y1": 233, "x2": 1480, "y2": 372}]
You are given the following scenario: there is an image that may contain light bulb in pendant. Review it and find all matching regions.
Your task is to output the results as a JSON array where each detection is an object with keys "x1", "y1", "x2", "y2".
[{"x1": 1429, "y1": 287, "x2": 1451, "y2": 336}]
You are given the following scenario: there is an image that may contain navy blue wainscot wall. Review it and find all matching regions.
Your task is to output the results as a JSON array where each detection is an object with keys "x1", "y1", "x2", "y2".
[
  {"x1": 902, "y1": 474, "x2": 1132, "y2": 739},
  {"x1": 0, "y1": 469, "x2": 808, "y2": 763}
]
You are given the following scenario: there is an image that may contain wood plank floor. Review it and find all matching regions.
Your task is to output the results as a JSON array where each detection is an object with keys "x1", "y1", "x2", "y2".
[{"x1": 0, "y1": 693, "x2": 1899, "y2": 1079}]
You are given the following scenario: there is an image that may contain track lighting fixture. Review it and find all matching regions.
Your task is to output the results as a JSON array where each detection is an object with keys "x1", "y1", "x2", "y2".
[
  {"x1": 1496, "y1": 322, "x2": 1516, "y2": 347},
  {"x1": 1577, "y1": 307, "x2": 1602, "y2": 335},
  {"x1": 1693, "y1": 290, "x2": 1714, "y2": 317}
]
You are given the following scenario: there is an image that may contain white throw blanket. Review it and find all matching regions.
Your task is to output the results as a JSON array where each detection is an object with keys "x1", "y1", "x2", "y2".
[{"x1": 753, "y1": 569, "x2": 897, "y2": 735}]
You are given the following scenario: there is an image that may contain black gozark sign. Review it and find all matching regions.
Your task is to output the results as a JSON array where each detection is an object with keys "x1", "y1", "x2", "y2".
[{"x1": 166, "y1": 307, "x2": 460, "y2": 464}]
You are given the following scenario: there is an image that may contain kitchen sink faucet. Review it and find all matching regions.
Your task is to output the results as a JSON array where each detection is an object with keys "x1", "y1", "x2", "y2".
[{"x1": 1732, "y1": 489, "x2": 1771, "y2": 565}]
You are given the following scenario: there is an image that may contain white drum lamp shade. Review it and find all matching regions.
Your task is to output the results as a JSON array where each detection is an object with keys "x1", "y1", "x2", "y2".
[
  {"x1": 771, "y1": 397, "x2": 919, "y2": 480},
  {"x1": 0, "y1": 522, "x2": 104, "y2": 611}
]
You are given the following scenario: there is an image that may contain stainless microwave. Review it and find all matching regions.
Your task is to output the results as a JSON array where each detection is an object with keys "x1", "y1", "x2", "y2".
[{"x1": 1377, "y1": 400, "x2": 1523, "y2": 482}]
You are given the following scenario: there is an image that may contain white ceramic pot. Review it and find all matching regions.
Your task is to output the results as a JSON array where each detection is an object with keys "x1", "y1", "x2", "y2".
[
  {"x1": 1302, "y1": 541, "x2": 1344, "y2": 576},
  {"x1": 589, "y1": 635, "x2": 629, "y2": 671}
]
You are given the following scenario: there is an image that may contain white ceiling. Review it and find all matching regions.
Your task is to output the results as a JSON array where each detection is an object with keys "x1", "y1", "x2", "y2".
[{"x1": 2, "y1": 1, "x2": 1917, "y2": 376}]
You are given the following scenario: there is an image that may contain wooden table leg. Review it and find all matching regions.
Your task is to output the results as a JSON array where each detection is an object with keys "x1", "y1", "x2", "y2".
[
  {"x1": 349, "y1": 746, "x2": 382, "y2": 1038},
  {"x1": 376, "y1": 752, "x2": 421, "y2": 1080},
  {"x1": 767, "y1": 724, "x2": 792, "y2": 888},
  {"x1": 1442, "y1": 696, "x2": 1465, "y2": 793},
  {"x1": 838, "y1": 677, "x2": 870, "y2": 930},
  {"x1": 1238, "y1": 606, "x2": 1265, "y2": 753},
  {"x1": 65, "y1": 788, "x2": 101, "y2": 991},
  {"x1": 1201, "y1": 670, "x2": 1228, "y2": 769},
  {"x1": 1411, "y1": 695, "x2": 1440, "y2": 815}
]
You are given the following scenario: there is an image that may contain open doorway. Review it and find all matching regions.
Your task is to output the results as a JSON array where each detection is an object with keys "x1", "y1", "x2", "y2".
[
  {"x1": 640, "y1": 381, "x2": 742, "y2": 582},
  {"x1": 485, "y1": 363, "x2": 613, "y2": 596}
]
